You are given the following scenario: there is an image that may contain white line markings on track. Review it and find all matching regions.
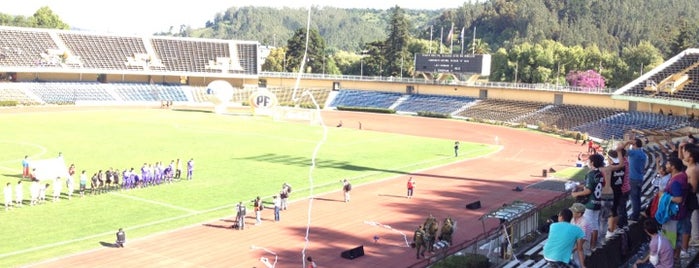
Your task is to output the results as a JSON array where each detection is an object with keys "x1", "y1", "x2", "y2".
[{"x1": 109, "y1": 192, "x2": 197, "y2": 213}]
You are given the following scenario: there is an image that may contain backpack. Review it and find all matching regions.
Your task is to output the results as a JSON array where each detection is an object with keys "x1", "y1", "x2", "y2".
[{"x1": 345, "y1": 183, "x2": 352, "y2": 191}]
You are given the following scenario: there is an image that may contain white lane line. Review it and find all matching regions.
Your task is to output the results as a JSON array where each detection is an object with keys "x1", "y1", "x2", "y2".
[{"x1": 110, "y1": 192, "x2": 197, "y2": 213}]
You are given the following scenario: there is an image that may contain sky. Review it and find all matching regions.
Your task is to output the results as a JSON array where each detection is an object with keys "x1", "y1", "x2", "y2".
[{"x1": 7, "y1": 0, "x2": 463, "y2": 35}]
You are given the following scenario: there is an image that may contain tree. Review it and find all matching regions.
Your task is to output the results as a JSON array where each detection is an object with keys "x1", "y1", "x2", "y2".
[
  {"x1": 384, "y1": 6, "x2": 412, "y2": 77},
  {"x1": 670, "y1": 20, "x2": 698, "y2": 56},
  {"x1": 362, "y1": 41, "x2": 386, "y2": 76},
  {"x1": 30, "y1": 6, "x2": 68, "y2": 29},
  {"x1": 618, "y1": 41, "x2": 664, "y2": 85},
  {"x1": 466, "y1": 39, "x2": 491, "y2": 55},
  {"x1": 285, "y1": 28, "x2": 327, "y2": 73},
  {"x1": 262, "y1": 47, "x2": 287, "y2": 72}
]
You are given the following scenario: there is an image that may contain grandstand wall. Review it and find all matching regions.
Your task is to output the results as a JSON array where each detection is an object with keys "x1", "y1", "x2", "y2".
[
  {"x1": 12, "y1": 72, "x2": 257, "y2": 88},
  {"x1": 262, "y1": 76, "x2": 632, "y2": 111}
]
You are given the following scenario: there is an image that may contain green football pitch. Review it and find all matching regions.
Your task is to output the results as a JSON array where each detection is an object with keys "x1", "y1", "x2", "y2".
[{"x1": 0, "y1": 108, "x2": 498, "y2": 267}]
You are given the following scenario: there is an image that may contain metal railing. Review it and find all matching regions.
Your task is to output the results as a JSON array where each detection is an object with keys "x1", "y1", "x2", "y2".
[
  {"x1": 406, "y1": 191, "x2": 569, "y2": 268},
  {"x1": 260, "y1": 72, "x2": 616, "y2": 94}
]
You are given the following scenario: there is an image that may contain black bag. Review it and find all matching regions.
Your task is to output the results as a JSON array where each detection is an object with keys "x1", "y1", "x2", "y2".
[{"x1": 686, "y1": 192, "x2": 699, "y2": 211}]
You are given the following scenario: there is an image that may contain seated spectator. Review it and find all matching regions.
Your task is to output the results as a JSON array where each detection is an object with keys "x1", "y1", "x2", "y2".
[{"x1": 634, "y1": 219, "x2": 673, "y2": 268}]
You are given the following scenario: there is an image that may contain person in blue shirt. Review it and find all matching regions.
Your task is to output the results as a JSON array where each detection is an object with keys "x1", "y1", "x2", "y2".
[
  {"x1": 21, "y1": 155, "x2": 29, "y2": 178},
  {"x1": 543, "y1": 208, "x2": 586, "y2": 268},
  {"x1": 624, "y1": 138, "x2": 648, "y2": 221}
]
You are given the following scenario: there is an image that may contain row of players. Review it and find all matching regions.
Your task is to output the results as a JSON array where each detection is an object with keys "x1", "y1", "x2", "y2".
[{"x1": 4, "y1": 158, "x2": 195, "y2": 210}]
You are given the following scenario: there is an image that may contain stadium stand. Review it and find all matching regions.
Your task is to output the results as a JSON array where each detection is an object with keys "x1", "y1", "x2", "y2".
[
  {"x1": 617, "y1": 49, "x2": 699, "y2": 102},
  {"x1": 394, "y1": 94, "x2": 476, "y2": 114},
  {"x1": 26, "y1": 82, "x2": 115, "y2": 104},
  {"x1": 151, "y1": 38, "x2": 232, "y2": 73},
  {"x1": 0, "y1": 27, "x2": 59, "y2": 68},
  {"x1": 521, "y1": 104, "x2": 622, "y2": 130},
  {"x1": 329, "y1": 89, "x2": 402, "y2": 109},
  {"x1": 455, "y1": 99, "x2": 548, "y2": 123},
  {"x1": 573, "y1": 111, "x2": 692, "y2": 140},
  {"x1": 0, "y1": 82, "x2": 42, "y2": 105},
  {"x1": 58, "y1": 32, "x2": 148, "y2": 70},
  {"x1": 112, "y1": 83, "x2": 187, "y2": 102}
]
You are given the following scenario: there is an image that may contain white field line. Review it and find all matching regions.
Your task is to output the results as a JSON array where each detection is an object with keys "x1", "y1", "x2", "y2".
[
  {"x1": 109, "y1": 192, "x2": 197, "y2": 213},
  {"x1": 3, "y1": 201, "x2": 238, "y2": 261},
  {"x1": 8, "y1": 145, "x2": 503, "y2": 263},
  {"x1": 0, "y1": 140, "x2": 49, "y2": 166}
]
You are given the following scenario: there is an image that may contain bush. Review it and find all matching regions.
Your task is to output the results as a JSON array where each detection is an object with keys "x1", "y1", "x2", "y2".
[
  {"x1": 0, "y1": 100, "x2": 18, "y2": 106},
  {"x1": 336, "y1": 106, "x2": 395, "y2": 114},
  {"x1": 417, "y1": 111, "x2": 451, "y2": 118},
  {"x1": 431, "y1": 253, "x2": 490, "y2": 268}
]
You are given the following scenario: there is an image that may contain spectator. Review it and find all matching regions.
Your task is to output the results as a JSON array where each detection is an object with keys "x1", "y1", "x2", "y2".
[
  {"x1": 603, "y1": 148, "x2": 629, "y2": 239},
  {"x1": 634, "y1": 219, "x2": 673, "y2": 268},
  {"x1": 570, "y1": 203, "x2": 591, "y2": 266},
  {"x1": 679, "y1": 143, "x2": 699, "y2": 246},
  {"x1": 571, "y1": 153, "x2": 604, "y2": 250},
  {"x1": 625, "y1": 138, "x2": 648, "y2": 222},
  {"x1": 663, "y1": 157, "x2": 689, "y2": 259},
  {"x1": 542, "y1": 208, "x2": 586, "y2": 268}
]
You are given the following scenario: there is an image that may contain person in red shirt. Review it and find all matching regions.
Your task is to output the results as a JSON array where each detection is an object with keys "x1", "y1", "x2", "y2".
[{"x1": 407, "y1": 177, "x2": 416, "y2": 199}]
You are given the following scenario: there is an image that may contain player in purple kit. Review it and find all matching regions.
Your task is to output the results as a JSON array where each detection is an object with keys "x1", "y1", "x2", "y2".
[
  {"x1": 122, "y1": 169, "x2": 130, "y2": 189},
  {"x1": 187, "y1": 158, "x2": 194, "y2": 180},
  {"x1": 141, "y1": 163, "x2": 149, "y2": 187},
  {"x1": 155, "y1": 162, "x2": 164, "y2": 185},
  {"x1": 165, "y1": 161, "x2": 174, "y2": 183}
]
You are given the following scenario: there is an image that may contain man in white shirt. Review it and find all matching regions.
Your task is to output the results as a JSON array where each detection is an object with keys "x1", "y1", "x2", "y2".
[
  {"x1": 53, "y1": 177, "x2": 62, "y2": 202},
  {"x1": 15, "y1": 180, "x2": 23, "y2": 207},
  {"x1": 4, "y1": 182, "x2": 12, "y2": 211}
]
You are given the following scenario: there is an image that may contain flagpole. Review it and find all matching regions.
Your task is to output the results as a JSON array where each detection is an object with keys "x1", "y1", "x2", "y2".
[
  {"x1": 448, "y1": 23, "x2": 454, "y2": 54},
  {"x1": 472, "y1": 26, "x2": 477, "y2": 55},
  {"x1": 429, "y1": 25, "x2": 433, "y2": 54},
  {"x1": 460, "y1": 27, "x2": 465, "y2": 55},
  {"x1": 439, "y1": 27, "x2": 443, "y2": 54}
]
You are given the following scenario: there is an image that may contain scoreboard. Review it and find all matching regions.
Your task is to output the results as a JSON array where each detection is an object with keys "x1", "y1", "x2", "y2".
[{"x1": 414, "y1": 54, "x2": 491, "y2": 76}]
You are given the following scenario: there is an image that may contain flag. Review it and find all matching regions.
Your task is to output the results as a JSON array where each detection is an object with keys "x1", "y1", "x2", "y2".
[
  {"x1": 459, "y1": 27, "x2": 465, "y2": 41},
  {"x1": 446, "y1": 23, "x2": 454, "y2": 43}
]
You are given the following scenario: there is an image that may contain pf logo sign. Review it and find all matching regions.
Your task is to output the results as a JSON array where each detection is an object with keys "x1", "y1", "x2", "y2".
[{"x1": 248, "y1": 89, "x2": 278, "y2": 109}]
